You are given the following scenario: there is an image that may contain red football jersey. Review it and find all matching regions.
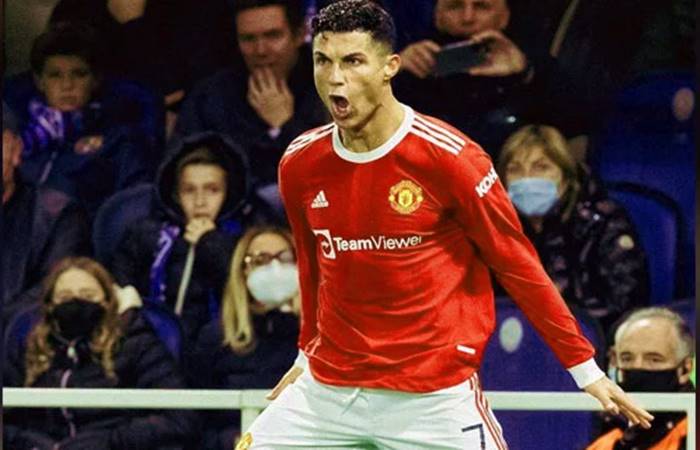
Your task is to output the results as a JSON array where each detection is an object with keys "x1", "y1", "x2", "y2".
[{"x1": 279, "y1": 106, "x2": 602, "y2": 393}]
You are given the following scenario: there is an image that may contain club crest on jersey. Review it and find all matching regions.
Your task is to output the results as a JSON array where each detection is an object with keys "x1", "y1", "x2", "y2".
[
  {"x1": 235, "y1": 432, "x2": 253, "y2": 450},
  {"x1": 388, "y1": 180, "x2": 423, "y2": 214}
]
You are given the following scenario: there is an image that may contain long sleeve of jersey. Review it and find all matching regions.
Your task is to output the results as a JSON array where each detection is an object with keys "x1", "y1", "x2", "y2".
[
  {"x1": 437, "y1": 141, "x2": 598, "y2": 376},
  {"x1": 279, "y1": 145, "x2": 321, "y2": 354}
]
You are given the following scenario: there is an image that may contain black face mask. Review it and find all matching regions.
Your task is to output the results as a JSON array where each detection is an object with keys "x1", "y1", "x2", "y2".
[
  {"x1": 51, "y1": 298, "x2": 106, "y2": 340},
  {"x1": 616, "y1": 367, "x2": 683, "y2": 393}
]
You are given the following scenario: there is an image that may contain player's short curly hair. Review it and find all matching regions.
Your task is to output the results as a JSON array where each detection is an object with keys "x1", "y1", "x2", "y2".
[{"x1": 311, "y1": 0, "x2": 396, "y2": 51}]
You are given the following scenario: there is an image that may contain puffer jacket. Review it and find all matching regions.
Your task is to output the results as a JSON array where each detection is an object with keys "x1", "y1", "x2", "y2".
[{"x1": 3, "y1": 308, "x2": 200, "y2": 450}]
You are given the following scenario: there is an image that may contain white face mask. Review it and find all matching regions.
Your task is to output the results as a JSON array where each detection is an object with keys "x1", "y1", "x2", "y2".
[{"x1": 246, "y1": 260, "x2": 299, "y2": 307}]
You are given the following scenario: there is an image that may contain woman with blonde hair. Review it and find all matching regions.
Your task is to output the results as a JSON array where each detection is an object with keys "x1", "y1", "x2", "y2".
[
  {"x1": 497, "y1": 124, "x2": 649, "y2": 332},
  {"x1": 3, "y1": 256, "x2": 199, "y2": 450},
  {"x1": 189, "y1": 225, "x2": 300, "y2": 450}
]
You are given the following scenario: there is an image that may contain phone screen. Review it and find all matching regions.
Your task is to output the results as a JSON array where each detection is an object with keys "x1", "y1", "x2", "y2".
[{"x1": 433, "y1": 41, "x2": 486, "y2": 77}]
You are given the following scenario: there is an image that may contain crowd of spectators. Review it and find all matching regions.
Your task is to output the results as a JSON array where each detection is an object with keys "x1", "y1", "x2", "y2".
[{"x1": 2, "y1": 0, "x2": 694, "y2": 448}]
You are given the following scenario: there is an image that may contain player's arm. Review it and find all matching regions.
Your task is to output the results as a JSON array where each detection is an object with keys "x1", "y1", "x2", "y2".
[
  {"x1": 266, "y1": 149, "x2": 321, "y2": 400},
  {"x1": 439, "y1": 145, "x2": 652, "y2": 428}
]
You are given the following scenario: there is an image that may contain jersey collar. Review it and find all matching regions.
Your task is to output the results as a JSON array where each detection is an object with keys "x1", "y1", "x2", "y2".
[{"x1": 332, "y1": 104, "x2": 414, "y2": 164}]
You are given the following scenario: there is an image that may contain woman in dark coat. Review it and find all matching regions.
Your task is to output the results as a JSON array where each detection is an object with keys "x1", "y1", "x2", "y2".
[
  {"x1": 3, "y1": 256, "x2": 200, "y2": 450},
  {"x1": 497, "y1": 124, "x2": 650, "y2": 333},
  {"x1": 189, "y1": 225, "x2": 300, "y2": 450}
]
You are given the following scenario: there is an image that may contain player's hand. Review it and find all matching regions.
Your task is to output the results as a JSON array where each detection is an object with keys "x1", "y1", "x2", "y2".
[
  {"x1": 184, "y1": 218, "x2": 216, "y2": 245},
  {"x1": 247, "y1": 67, "x2": 294, "y2": 128},
  {"x1": 465, "y1": 30, "x2": 528, "y2": 77},
  {"x1": 399, "y1": 40, "x2": 441, "y2": 79},
  {"x1": 584, "y1": 376, "x2": 654, "y2": 429},
  {"x1": 266, "y1": 366, "x2": 304, "y2": 400}
]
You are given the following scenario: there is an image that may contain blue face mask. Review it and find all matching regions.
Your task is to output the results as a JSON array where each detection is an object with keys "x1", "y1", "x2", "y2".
[{"x1": 507, "y1": 177, "x2": 559, "y2": 217}]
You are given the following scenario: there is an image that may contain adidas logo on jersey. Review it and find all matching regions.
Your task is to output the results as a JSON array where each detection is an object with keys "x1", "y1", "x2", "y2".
[{"x1": 311, "y1": 190, "x2": 329, "y2": 209}]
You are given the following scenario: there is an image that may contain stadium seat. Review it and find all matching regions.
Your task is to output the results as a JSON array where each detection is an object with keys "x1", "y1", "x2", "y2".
[
  {"x1": 141, "y1": 302, "x2": 185, "y2": 362},
  {"x1": 606, "y1": 182, "x2": 681, "y2": 303},
  {"x1": 667, "y1": 298, "x2": 696, "y2": 336},
  {"x1": 590, "y1": 70, "x2": 695, "y2": 298},
  {"x1": 2, "y1": 301, "x2": 42, "y2": 359},
  {"x1": 480, "y1": 296, "x2": 605, "y2": 450},
  {"x1": 92, "y1": 183, "x2": 155, "y2": 267}
]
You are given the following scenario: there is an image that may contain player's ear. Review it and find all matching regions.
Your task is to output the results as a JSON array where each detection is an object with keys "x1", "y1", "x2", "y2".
[{"x1": 383, "y1": 53, "x2": 401, "y2": 83}]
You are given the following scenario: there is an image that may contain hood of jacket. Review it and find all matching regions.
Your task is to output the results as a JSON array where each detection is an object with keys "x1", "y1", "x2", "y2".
[{"x1": 156, "y1": 131, "x2": 250, "y2": 225}]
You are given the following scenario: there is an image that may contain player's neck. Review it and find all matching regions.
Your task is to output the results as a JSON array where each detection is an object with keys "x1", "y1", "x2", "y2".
[{"x1": 338, "y1": 97, "x2": 404, "y2": 153}]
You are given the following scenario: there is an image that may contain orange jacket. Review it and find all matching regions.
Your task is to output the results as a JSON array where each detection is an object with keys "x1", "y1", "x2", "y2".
[{"x1": 586, "y1": 417, "x2": 687, "y2": 450}]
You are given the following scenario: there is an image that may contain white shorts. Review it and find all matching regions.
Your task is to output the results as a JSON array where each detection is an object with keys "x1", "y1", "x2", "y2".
[{"x1": 241, "y1": 371, "x2": 508, "y2": 450}]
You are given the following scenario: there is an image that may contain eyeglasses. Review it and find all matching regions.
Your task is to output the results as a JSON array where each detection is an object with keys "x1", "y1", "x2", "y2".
[{"x1": 244, "y1": 249, "x2": 296, "y2": 268}]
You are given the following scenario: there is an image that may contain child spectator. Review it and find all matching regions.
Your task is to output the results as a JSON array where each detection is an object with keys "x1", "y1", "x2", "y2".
[
  {"x1": 112, "y1": 132, "x2": 272, "y2": 340},
  {"x1": 11, "y1": 23, "x2": 154, "y2": 220}
]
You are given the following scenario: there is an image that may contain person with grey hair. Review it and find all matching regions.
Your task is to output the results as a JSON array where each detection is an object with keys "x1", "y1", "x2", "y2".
[
  {"x1": 587, "y1": 307, "x2": 694, "y2": 449},
  {"x1": 1, "y1": 102, "x2": 90, "y2": 324}
]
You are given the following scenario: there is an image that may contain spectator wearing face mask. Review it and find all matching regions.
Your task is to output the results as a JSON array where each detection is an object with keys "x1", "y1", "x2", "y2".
[
  {"x1": 187, "y1": 226, "x2": 299, "y2": 450},
  {"x1": 497, "y1": 125, "x2": 649, "y2": 333},
  {"x1": 3, "y1": 257, "x2": 199, "y2": 450},
  {"x1": 587, "y1": 307, "x2": 694, "y2": 449}
]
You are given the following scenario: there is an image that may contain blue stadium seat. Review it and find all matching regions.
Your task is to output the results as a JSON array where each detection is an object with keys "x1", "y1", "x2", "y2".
[
  {"x1": 141, "y1": 302, "x2": 184, "y2": 362},
  {"x1": 667, "y1": 298, "x2": 696, "y2": 336},
  {"x1": 2, "y1": 301, "x2": 42, "y2": 358},
  {"x1": 480, "y1": 296, "x2": 605, "y2": 450},
  {"x1": 606, "y1": 182, "x2": 681, "y2": 303},
  {"x1": 590, "y1": 70, "x2": 695, "y2": 298},
  {"x1": 92, "y1": 183, "x2": 155, "y2": 266}
]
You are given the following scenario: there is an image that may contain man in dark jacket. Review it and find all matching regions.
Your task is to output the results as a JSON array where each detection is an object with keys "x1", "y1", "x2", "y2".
[
  {"x1": 1, "y1": 103, "x2": 91, "y2": 322},
  {"x1": 174, "y1": 0, "x2": 328, "y2": 211},
  {"x1": 111, "y1": 132, "x2": 271, "y2": 340},
  {"x1": 393, "y1": 0, "x2": 580, "y2": 157}
]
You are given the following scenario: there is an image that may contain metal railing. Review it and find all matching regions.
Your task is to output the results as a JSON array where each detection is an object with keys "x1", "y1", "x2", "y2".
[{"x1": 4, "y1": 389, "x2": 695, "y2": 448}]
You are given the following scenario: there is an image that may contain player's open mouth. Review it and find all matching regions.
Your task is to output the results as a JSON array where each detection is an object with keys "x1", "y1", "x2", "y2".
[{"x1": 329, "y1": 95, "x2": 351, "y2": 119}]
